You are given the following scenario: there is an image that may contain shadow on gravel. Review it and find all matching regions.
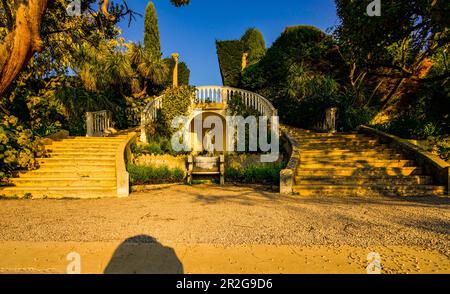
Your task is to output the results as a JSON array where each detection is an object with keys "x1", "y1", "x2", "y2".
[{"x1": 104, "y1": 235, "x2": 183, "y2": 274}]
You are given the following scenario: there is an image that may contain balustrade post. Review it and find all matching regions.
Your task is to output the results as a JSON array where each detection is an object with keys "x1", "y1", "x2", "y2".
[
  {"x1": 221, "y1": 88, "x2": 228, "y2": 105},
  {"x1": 140, "y1": 113, "x2": 148, "y2": 143},
  {"x1": 86, "y1": 112, "x2": 94, "y2": 137}
]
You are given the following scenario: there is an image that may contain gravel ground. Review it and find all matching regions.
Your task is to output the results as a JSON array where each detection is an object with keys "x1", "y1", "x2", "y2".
[{"x1": 0, "y1": 184, "x2": 449, "y2": 257}]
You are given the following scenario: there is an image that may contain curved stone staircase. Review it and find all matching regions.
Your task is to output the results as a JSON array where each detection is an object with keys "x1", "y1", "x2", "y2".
[
  {"x1": 0, "y1": 134, "x2": 131, "y2": 199},
  {"x1": 286, "y1": 128, "x2": 446, "y2": 197}
]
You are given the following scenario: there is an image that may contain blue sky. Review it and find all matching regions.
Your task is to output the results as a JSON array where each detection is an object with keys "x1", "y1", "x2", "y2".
[{"x1": 118, "y1": 0, "x2": 338, "y2": 86}]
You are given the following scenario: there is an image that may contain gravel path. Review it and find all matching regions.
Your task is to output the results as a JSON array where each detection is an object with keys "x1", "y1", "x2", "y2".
[{"x1": 0, "y1": 184, "x2": 449, "y2": 256}]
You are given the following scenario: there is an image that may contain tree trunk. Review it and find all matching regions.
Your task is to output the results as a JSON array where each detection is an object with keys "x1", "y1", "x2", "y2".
[{"x1": 0, "y1": 0, "x2": 48, "y2": 98}]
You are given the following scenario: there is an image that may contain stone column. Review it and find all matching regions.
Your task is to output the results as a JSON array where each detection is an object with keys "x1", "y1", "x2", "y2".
[{"x1": 172, "y1": 53, "x2": 179, "y2": 88}]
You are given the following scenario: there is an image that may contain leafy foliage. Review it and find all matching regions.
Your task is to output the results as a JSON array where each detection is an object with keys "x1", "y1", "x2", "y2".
[
  {"x1": 226, "y1": 163, "x2": 285, "y2": 185},
  {"x1": 334, "y1": 0, "x2": 449, "y2": 80},
  {"x1": 128, "y1": 163, "x2": 185, "y2": 185},
  {"x1": 241, "y1": 26, "x2": 346, "y2": 129},
  {"x1": 132, "y1": 136, "x2": 176, "y2": 156},
  {"x1": 0, "y1": 115, "x2": 44, "y2": 181},
  {"x1": 155, "y1": 85, "x2": 195, "y2": 137}
]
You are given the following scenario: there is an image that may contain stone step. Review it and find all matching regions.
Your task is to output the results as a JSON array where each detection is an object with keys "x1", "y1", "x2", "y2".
[
  {"x1": 299, "y1": 138, "x2": 379, "y2": 144},
  {"x1": 0, "y1": 187, "x2": 117, "y2": 199},
  {"x1": 300, "y1": 154, "x2": 405, "y2": 161},
  {"x1": 295, "y1": 175, "x2": 433, "y2": 185},
  {"x1": 300, "y1": 149, "x2": 401, "y2": 156},
  {"x1": 18, "y1": 170, "x2": 115, "y2": 177},
  {"x1": 65, "y1": 136, "x2": 128, "y2": 140},
  {"x1": 299, "y1": 141, "x2": 381, "y2": 148},
  {"x1": 292, "y1": 185, "x2": 445, "y2": 197},
  {"x1": 292, "y1": 136, "x2": 368, "y2": 141},
  {"x1": 300, "y1": 146, "x2": 386, "y2": 152},
  {"x1": 296, "y1": 167, "x2": 422, "y2": 177},
  {"x1": 290, "y1": 133, "x2": 361, "y2": 138},
  {"x1": 45, "y1": 153, "x2": 117, "y2": 159},
  {"x1": 300, "y1": 145, "x2": 394, "y2": 151},
  {"x1": 293, "y1": 137, "x2": 373, "y2": 143},
  {"x1": 300, "y1": 160, "x2": 415, "y2": 168},
  {"x1": 46, "y1": 147, "x2": 118, "y2": 152},
  {"x1": 37, "y1": 158, "x2": 116, "y2": 165},
  {"x1": 10, "y1": 177, "x2": 116, "y2": 187},
  {"x1": 46, "y1": 141, "x2": 122, "y2": 149}
]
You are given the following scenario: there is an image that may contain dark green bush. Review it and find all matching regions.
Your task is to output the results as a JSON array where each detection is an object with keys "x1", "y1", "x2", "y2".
[
  {"x1": 240, "y1": 26, "x2": 346, "y2": 129},
  {"x1": 226, "y1": 163, "x2": 285, "y2": 185},
  {"x1": 128, "y1": 164, "x2": 185, "y2": 185}
]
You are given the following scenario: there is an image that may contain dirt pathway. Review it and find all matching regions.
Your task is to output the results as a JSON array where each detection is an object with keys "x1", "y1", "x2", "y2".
[{"x1": 0, "y1": 184, "x2": 449, "y2": 273}]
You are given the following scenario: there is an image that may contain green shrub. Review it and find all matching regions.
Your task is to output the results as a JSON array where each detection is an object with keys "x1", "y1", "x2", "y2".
[
  {"x1": 226, "y1": 163, "x2": 285, "y2": 185},
  {"x1": 0, "y1": 115, "x2": 44, "y2": 181},
  {"x1": 128, "y1": 164, "x2": 185, "y2": 185},
  {"x1": 132, "y1": 136, "x2": 177, "y2": 156},
  {"x1": 155, "y1": 85, "x2": 194, "y2": 137}
]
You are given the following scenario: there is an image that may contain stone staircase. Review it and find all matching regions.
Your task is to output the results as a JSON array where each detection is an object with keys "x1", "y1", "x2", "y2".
[
  {"x1": 0, "y1": 134, "x2": 130, "y2": 199},
  {"x1": 288, "y1": 129, "x2": 446, "y2": 197}
]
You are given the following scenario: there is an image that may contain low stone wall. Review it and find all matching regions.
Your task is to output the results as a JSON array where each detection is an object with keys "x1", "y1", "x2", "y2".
[
  {"x1": 279, "y1": 126, "x2": 300, "y2": 195},
  {"x1": 358, "y1": 125, "x2": 450, "y2": 196}
]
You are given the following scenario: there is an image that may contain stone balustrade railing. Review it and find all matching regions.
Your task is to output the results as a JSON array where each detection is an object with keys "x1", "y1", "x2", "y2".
[
  {"x1": 140, "y1": 94, "x2": 164, "y2": 143},
  {"x1": 140, "y1": 86, "x2": 278, "y2": 143},
  {"x1": 86, "y1": 110, "x2": 112, "y2": 137},
  {"x1": 195, "y1": 86, "x2": 278, "y2": 118}
]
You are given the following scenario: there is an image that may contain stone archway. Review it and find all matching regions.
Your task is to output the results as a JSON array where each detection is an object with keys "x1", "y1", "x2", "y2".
[{"x1": 188, "y1": 110, "x2": 228, "y2": 154}]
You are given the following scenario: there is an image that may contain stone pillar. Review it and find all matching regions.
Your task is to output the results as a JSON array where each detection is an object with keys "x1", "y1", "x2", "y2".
[
  {"x1": 140, "y1": 113, "x2": 148, "y2": 143},
  {"x1": 86, "y1": 112, "x2": 94, "y2": 137},
  {"x1": 172, "y1": 53, "x2": 179, "y2": 88},
  {"x1": 280, "y1": 169, "x2": 294, "y2": 194},
  {"x1": 241, "y1": 52, "x2": 248, "y2": 71}
]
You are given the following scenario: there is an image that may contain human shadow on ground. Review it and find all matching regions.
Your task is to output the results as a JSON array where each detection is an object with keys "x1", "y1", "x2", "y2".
[{"x1": 104, "y1": 235, "x2": 183, "y2": 274}]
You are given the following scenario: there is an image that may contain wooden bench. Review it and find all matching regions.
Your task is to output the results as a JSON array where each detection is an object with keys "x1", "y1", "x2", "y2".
[{"x1": 187, "y1": 155, "x2": 225, "y2": 185}]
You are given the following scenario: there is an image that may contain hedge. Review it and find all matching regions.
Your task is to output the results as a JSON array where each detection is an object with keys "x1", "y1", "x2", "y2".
[
  {"x1": 241, "y1": 28, "x2": 266, "y2": 66},
  {"x1": 216, "y1": 40, "x2": 244, "y2": 87}
]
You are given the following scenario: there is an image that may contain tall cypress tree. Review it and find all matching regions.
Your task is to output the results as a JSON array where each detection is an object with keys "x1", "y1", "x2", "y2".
[{"x1": 144, "y1": 1, "x2": 161, "y2": 59}]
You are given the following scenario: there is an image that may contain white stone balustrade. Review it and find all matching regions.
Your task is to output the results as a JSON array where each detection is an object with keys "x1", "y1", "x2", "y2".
[{"x1": 140, "y1": 86, "x2": 278, "y2": 143}]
